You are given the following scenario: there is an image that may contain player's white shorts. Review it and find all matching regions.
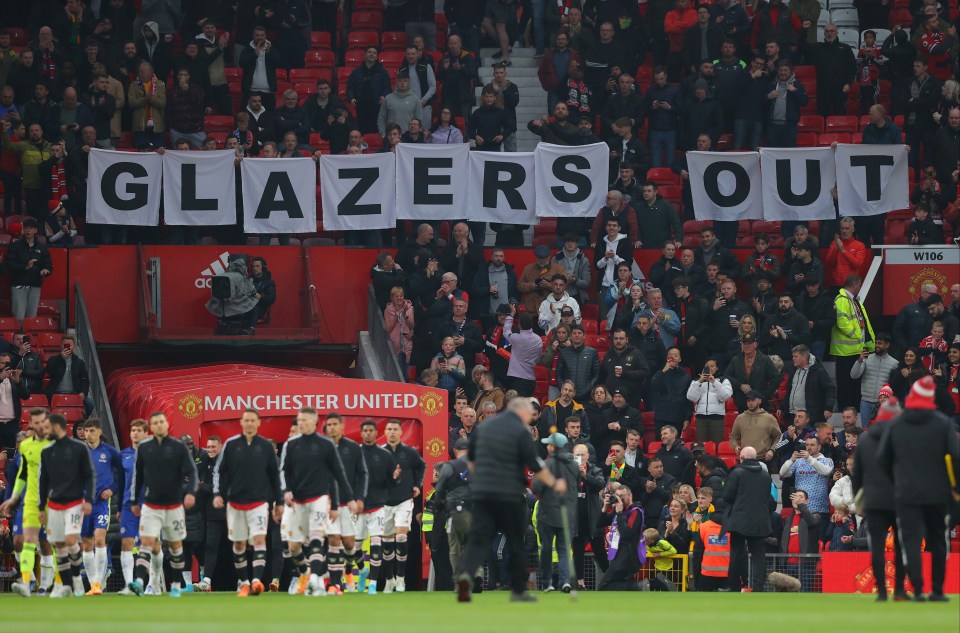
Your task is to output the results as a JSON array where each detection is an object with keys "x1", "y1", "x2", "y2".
[
  {"x1": 46, "y1": 501, "x2": 84, "y2": 543},
  {"x1": 227, "y1": 502, "x2": 269, "y2": 542},
  {"x1": 354, "y1": 508, "x2": 385, "y2": 540},
  {"x1": 326, "y1": 505, "x2": 356, "y2": 538},
  {"x1": 383, "y1": 499, "x2": 414, "y2": 534},
  {"x1": 139, "y1": 504, "x2": 187, "y2": 542},
  {"x1": 282, "y1": 496, "x2": 330, "y2": 543}
]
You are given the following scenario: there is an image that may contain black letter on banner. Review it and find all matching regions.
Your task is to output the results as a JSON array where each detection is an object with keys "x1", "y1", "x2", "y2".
[
  {"x1": 413, "y1": 158, "x2": 453, "y2": 205},
  {"x1": 337, "y1": 168, "x2": 380, "y2": 216},
  {"x1": 703, "y1": 162, "x2": 749, "y2": 207},
  {"x1": 550, "y1": 155, "x2": 591, "y2": 202},
  {"x1": 181, "y1": 164, "x2": 218, "y2": 210},
  {"x1": 849, "y1": 155, "x2": 893, "y2": 201},
  {"x1": 775, "y1": 159, "x2": 821, "y2": 206},
  {"x1": 482, "y1": 161, "x2": 526, "y2": 209},
  {"x1": 102, "y1": 162, "x2": 148, "y2": 211},
  {"x1": 254, "y1": 172, "x2": 303, "y2": 218}
]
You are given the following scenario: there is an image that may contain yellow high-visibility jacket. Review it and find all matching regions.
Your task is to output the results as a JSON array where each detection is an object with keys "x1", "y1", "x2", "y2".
[{"x1": 830, "y1": 288, "x2": 875, "y2": 356}]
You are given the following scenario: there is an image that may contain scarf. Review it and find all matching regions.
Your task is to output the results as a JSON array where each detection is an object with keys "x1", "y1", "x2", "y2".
[
  {"x1": 50, "y1": 160, "x2": 67, "y2": 201},
  {"x1": 138, "y1": 76, "x2": 158, "y2": 124},
  {"x1": 606, "y1": 505, "x2": 647, "y2": 562},
  {"x1": 40, "y1": 48, "x2": 57, "y2": 80}
]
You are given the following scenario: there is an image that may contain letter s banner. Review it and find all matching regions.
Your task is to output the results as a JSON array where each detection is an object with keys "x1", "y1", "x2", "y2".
[{"x1": 86, "y1": 148, "x2": 163, "y2": 226}]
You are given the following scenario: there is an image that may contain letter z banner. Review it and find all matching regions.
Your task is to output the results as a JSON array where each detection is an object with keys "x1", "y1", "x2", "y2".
[
  {"x1": 242, "y1": 157, "x2": 317, "y2": 235},
  {"x1": 320, "y1": 152, "x2": 396, "y2": 230},
  {"x1": 162, "y1": 150, "x2": 237, "y2": 225},
  {"x1": 759, "y1": 147, "x2": 836, "y2": 221},
  {"x1": 86, "y1": 148, "x2": 162, "y2": 226}
]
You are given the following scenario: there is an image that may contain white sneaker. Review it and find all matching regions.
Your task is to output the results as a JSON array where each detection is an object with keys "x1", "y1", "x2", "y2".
[
  {"x1": 118, "y1": 587, "x2": 135, "y2": 595},
  {"x1": 395, "y1": 578, "x2": 406, "y2": 593},
  {"x1": 145, "y1": 585, "x2": 155, "y2": 595},
  {"x1": 12, "y1": 581, "x2": 31, "y2": 597},
  {"x1": 72, "y1": 578, "x2": 85, "y2": 597},
  {"x1": 305, "y1": 575, "x2": 320, "y2": 597},
  {"x1": 288, "y1": 578, "x2": 299, "y2": 595},
  {"x1": 383, "y1": 578, "x2": 395, "y2": 594},
  {"x1": 543, "y1": 586, "x2": 556, "y2": 593},
  {"x1": 50, "y1": 585, "x2": 72, "y2": 599}
]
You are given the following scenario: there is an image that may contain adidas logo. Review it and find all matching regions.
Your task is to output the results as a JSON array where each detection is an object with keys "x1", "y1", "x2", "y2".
[{"x1": 194, "y1": 252, "x2": 231, "y2": 288}]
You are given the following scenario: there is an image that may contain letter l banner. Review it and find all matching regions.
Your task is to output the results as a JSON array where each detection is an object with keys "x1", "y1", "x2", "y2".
[
  {"x1": 759, "y1": 147, "x2": 836, "y2": 221},
  {"x1": 162, "y1": 150, "x2": 236, "y2": 225}
]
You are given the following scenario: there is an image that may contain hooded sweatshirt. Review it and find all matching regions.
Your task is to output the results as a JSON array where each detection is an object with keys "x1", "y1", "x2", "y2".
[
  {"x1": 377, "y1": 87, "x2": 424, "y2": 135},
  {"x1": 596, "y1": 233, "x2": 629, "y2": 287}
]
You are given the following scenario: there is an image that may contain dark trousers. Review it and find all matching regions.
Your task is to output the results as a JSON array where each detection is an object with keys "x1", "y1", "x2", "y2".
[
  {"x1": 865, "y1": 509, "x2": 905, "y2": 596},
  {"x1": 312, "y1": 0, "x2": 338, "y2": 43},
  {"x1": 728, "y1": 532, "x2": 766, "y2": 591},
  {"x1": 817, "y1": 87, "x2": 847, "y2": 117},
  {"x1": 713, "y1": 220, "x2": 739, "y2": 249},
  {"x1": 457, "y1": 498, "x2": 528, "y2": 594},
  {"x1": 24, "y1": 187, "x2": 47, "y2": 220},
  {"x1": 896, "y1": 503, "x2": 949, "y2": 596},
  {"x1": 206, "y1": 84, "x2": 233, "y2": 116},
  {"x1": 508, "y1": 377, "x2": 536, "y2": 397},
  {"x1": 0, "y1": 419, "x2": 18, "y2": 454},
  {"x1": 856, "y1": 213, "x2": 886, "y2": 246},
  {"x1": 765, "y1": 122, "x2": 797, "y2": 148},
  {"x1": 203, "y1": 520, "x2": 227, "y2": 581},
  {"x1": 597, "y1": 552, "x2": 640, "y2": 590},
  {"x1": 835, "y1": 354, "x2": 861, "y2": 411},
  {"x1": 571, "y1": 533, "x2": 609, "y2": 585},
  {"x1": 429, "y1": 519, "x2": 454, "y2": 591}
]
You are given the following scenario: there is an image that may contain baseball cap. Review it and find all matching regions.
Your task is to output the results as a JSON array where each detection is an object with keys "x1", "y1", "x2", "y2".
[
  {"x1": 560, "y1": 306, "x2": 574, "y2": 316},
  {"x1": 496, "y1": 304, "x2": 512, "y2": 315},
  {"x1": 690, "y1": 442, "x2": 706, "y2": 453},
  {"x1": 533, "y1": 245, "x2": 551, "y2": 258},
  {"x1": 610, "y1": 388, "x2": 624, "y2": 397},
  {"x1": 453, "y1": 437, "x2": 470, "y2": 451},
  {"x1": 541, "y1": 432, "x2": 569, "y2": 448},
  {"x1": 740, "y1": 332, "x2": 757, "y2": 343},
  {"x1": 745, "y1": 389, "x2": 763, "y2": 400}
]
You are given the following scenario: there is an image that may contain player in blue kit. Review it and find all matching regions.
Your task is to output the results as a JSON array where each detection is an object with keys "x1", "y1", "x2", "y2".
[{"x1": 81, "y1": 418, "x2": 124, "y2": 595}]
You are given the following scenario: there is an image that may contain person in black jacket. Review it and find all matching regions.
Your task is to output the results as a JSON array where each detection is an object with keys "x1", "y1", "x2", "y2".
[
  {"x1": 695, "y1": 455, "x2": 728, "y2": 510},
  {"x1": 212, "y1": 409, "x2": 283, "y2": 596},
  {"x1": 272, "y1": 89, "x2": 310, "y2": 146},
  {"x1": 637, "y1": 457, "x2": 676, "y2": 520},
  {"x1": 382, "y1": 419, "x2": 426, "y2": 594},
  {"x1": 673, "y1": 277, "x2": 711, "y2": 372},
  {"x1": 322, "y1": 413, "x2": 368, "y2": 593},
  {"x1": 0, "y1": 352, "x2": 30, "y2": 454},
  {"x1": 36, "y1": 412, "x2": 95, "y2": 598},
  {"x1": 197, "y1": 434, "x2": 227, "y2": 592},
  {"x1": 129, "y1": 412, "x2": 198, "y2": 596},
  {"x1": 876, "y1": 376, "x2": 960, "y2": 601},
  {"x1": 759, "y1": 294, "x2": 812, "y2": 362},
  {"x1": 655, "y1": 425, "x2": 695, "y2": 486},
  {"x1": 851, "y1": 400, "x2": 907, "y2": 601},
  {"x1": 599, "y1": 329, "x2": 650, "y2": 407},
  {"x1": 279, "y1": 407, "x2": 356, "y2": 597},
  {"x1": 358, "y1": 419, "x2": 398, "y2": 594},
  {"x1": 598, "y1": 395, "x2": 643, "y2": 462},
  {"x1": 43, "y1": 335, "x2": 92, "y2": 415},
  {"x1": 721, "y1": 447, "x2": 775, "y2": 592},
  {"x1": 468, "y1": 87, "x2": 513, "y2": 152},
  {"x1": 250, "y1": 257, "x2": 276, "y2": 325},
  {"x1": 238, "y1": 28, "x2": 280, "y2": 109},
  {"x1": 6, "y1": 218, "x2": 52, "y2": 324},
  {"x1": 795, "y1": 275, "x2": 835, "y2": 360},
  {"x1": 570, "y1": 442, "x2": 607, "y2": 587},
  {"x1": 650, "y1": 347, "x2": 693, "y2": 434},
  {"x1": 370, "y1": 252, "x2": 408, "y2": 312}
]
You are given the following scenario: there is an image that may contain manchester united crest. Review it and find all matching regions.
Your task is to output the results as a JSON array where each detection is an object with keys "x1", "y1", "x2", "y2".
[
  {"x1": 178, "y1": 394, "x2": 203, "y2": 419},
  {"x1": 907, "y1": 267, "x2": 948, "y2": 300},
  {"x1": 425, "y1": 436, "x2": 446, "y2": 458},
  {"x1": 419, "y1": 390, "x2": 444, "y2": 417}
]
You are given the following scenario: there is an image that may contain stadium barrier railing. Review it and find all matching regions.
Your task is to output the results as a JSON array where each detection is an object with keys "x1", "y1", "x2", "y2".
[{"x1": 366, "y1": 284, "x2": 406, "y2": 383}]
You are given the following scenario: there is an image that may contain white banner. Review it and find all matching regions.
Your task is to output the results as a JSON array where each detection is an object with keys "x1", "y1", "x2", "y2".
[
  {"x1": 687, "y1": 151, "x2": 763, "y2": 221},
  {"x1": 533, "y1": 142, "x2": 608, "y2": 217},
  {"x1": 86, "y1": 148, "x2": 162, "y2": 226},
  {"x1": 241, "y1": 157, "x2": 317, "y2": 235},
  {"x1": 319, "y1": 153, "x2": 396, "y2": 231},
  {"x1": 161, "y1": 150, "x2": 236, "y2": 226},
  {"x1": 395, "y1": 144, "x2": 469, "y2": 221},
  {"x1": 834, "y1": 144, "x2": 908, "y2": 216},
  {"x1": 467, "y1": 151, "x2": 537, "y2": 224},
  {"x1": 759, "y1": 147, "x2": 837, "y2": 221}
]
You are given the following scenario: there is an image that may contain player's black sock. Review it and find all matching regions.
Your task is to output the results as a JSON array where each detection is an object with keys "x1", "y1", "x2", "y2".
[
  {"x1": 252, "y1": 545, "x2": 267, "y2": 583},
  {"x1": 327, "y1": 545, "x2": 343, "y2": 588},
  {"x1": 368, "y1": 538, "x2": 382, "y2": 583},
  {"x1": 345, "y1": 544, "x2": 359, "y2": 573},
  {"x1": 382, "y1": 538, "x2": 395, "y2": 582},
  {"x1": 233, "y1": 549, "x2": 249, "y2": 583},
  {"x1": 396, "y1": 534, "x2": 408, "y2": 572},
  {"x1": 134, "y1": 551, "x2": 151, "y2": 586},
  {"x1": 169, "y1": 546, "x2": 185, "y2": 581},
  {"x1": 67, "y1": 545, "x2": 83, "y2": 576},
  {"x1": 307, "y1": 539, "x2": 326, "y2": 577},
  {"x1": 292, "y1": 548, "x2": 308, "y2": 575},
  {"x1": 57, "y1": 551, "x2": 73, "y2": 586}
]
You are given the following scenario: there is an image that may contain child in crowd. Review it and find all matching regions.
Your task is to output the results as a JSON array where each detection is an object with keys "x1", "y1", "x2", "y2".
[
  {"x1": 919, "y1": 321, "x2": 948, "y2": 371},
  {"x1": 643, "y1": 528, "x2": 678, "y2": 573},
  {"x1": 827, "y1": 504, "x2": 857, "y2": 552}
]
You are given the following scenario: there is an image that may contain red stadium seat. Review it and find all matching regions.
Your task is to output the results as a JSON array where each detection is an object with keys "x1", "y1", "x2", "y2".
[
  {"x1": 659, "y1": 185, "x2": 682, "y2": 204},
  {"x1": 796, "y1": 132, "x2": 818, "y2": 147},
  {"x1": 379, "y1": 50, "x2": 406, "y2": 66},
  {"x1": 797, "y1": 115, "x2": 824, "y2": 133},
  {"x1": 825, "y1": 115, "x2": 858, "y2": 133},
  {"x1": 21, "y1": 394, "x2": 49, "y2": 409},
  {"x1": 23, "y1": 316, "x2": 58, "y2": 333},
  {"x1": 351, "y1": 10, "x2": 384, "y2": 30},
  {"x1": 752, "y1": 220, "x2": 780, "y2": 235},
  {"x1": 646, "y1": 441, "x2": 662, "y2": 457},
  {"x1": 0, "y1": 317, "x2": 19, "y2": 332},
  {"x1": 54, "y1": 408, "x2": 85, "y2": 424},
  {"x1": 345, "y1": 49, "x2": 366, "y2": 66},
  {"x1": 381, "y1": 32, "x2": 408, "y2": 50},
  {"x1": 634, "y1": 66, "x2": 653, "y2": 83},
  {"x1": 363, "y1": 133, "x2": 383, "y2": 150},
  {"x1": 646, "y1": 167, "x2": 680, "y2": 186},
  {"x1": 304, "y1": 49, "x2": 335, "y2": 68},
  {"x1": 581, "y1": 304, "x2": 599, "y2": 321},
  {"x1": 582, "y1": 319, "x2": 598, "y2": 334},
  {"x1": 793, "y1": 65, "x2": 816, "y2": 83},
  {"x1": 818, "y1": 132, "x2": 851, "y2": 146},
  {"x1": 310, "y1": 31, "x2": 332, "y2": 49},
  {"x1": 203, "y1": 115, "x2": 233, "y2": 132},
  {"x1": 347, "y1": 30, "x2": 380, "y2": 50},
  {"x1": 39, "y1": 332, "x2": 64, "y2": 350},
  {"x1": 52, "y1": 394, "x2": 85, "y2": 408}
]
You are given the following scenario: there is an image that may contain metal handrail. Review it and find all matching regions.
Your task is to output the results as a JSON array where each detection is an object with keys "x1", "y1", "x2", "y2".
[
  {"x1": 366, "y1": 284, "x2": 406, "y2": 382},
  {"x1": 75, "y1": 284, "x2": 119, "y2": 447}
]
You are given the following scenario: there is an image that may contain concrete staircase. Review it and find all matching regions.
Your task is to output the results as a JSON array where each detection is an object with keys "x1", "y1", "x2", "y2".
[{"x1": 475, "y1": 47, "x2": 549, "y2": 152}]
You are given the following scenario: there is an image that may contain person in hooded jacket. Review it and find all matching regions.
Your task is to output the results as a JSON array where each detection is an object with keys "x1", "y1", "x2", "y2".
[
  {"x1": 136, "y1": 22, "x2": 172, "y2": 84},
  {"x1": 877, "y1": 377, "x2": 960, "y2": 601}
]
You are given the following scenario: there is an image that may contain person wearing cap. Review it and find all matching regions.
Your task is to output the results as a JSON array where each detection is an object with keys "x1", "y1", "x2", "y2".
[
  {"x1": 518, "y1": 245, "x2": 567, "y2": 317},
  {"x1": 376, "y1": 69, "x2": 423, "y2": 137},
  {"x1": 687, "y1": 358, "x2": 733, "y2": 444},
  {"x1": 590, "y1": 190, "x2": 640, "y2": 248},
  {"x1": 877, "y1": 376, "x2": 960, "y2": 601},
  {"x1": 538, "y1": 274, "x2": 582, "y2": 334},
  {"x1": 729, "y1": 390, "x2": 781, "y2": 463},
  {"x1": 554, "y1": 235, "x2": 592, "y2": 305},
  {"x1": 926, "y1": 294, "x2": 959, "y2": 345},
  {"x1": 434, "y1": 436, "x2": 475, "y2": 583},
  {"x1": 851, "y1": 397, "x2": 908, "y2": 601},
  {"x1": 454, "y1": 397, "x2": 567, "y2": 603},
  {"x1": 532, "y1": 432, "x2": 578, "y2": 593},
  {"x1": 850, "y1": 332, "x2": 900, "y2": 425},
  {"x1": 831, "y1": 274, "x2": 876, "y2": 411},
  {"x1": 785, "y1": 240, "x2": 824, "y2": 296},
  {"x1": 726, "y1": 331, "x2": 781, "y2": 412},
  {"x1": 795, "y1": 273, "x2": 835, "y2": 361}
]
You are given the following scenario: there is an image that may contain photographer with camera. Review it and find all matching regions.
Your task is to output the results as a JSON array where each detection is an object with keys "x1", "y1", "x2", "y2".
[{"x1": 596, "y1": 483, "x2": 645, "y2": 591}]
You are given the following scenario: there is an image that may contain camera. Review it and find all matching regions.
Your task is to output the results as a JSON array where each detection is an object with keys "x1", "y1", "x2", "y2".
[{"x1": 605, "y1": 494, "x2": 619, "y2": 506}]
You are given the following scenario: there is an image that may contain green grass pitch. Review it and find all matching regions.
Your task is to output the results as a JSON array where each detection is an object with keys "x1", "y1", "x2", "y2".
[{"x1": 2, "y1": 592, "x2": 959, "y2": 633}]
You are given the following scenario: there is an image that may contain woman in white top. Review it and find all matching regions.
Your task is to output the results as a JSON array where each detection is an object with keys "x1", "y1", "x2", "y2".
[
  {"x1": 686, "y1": 358, "x2": 733, "y2": 444},
  {"x1": 426, "y1": 106, "x2": 465, "y2": 144}
]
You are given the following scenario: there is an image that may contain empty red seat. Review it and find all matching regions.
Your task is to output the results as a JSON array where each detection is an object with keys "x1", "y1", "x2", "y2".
[
  {"x1": 582, "y1": 319, "x2": 598, "y2": 334},
  {"x1": 54, "y1": 408, "x2": 85, "y2": 424},
  {"x1": 304, "y1": 49, "x2": 335, "y2": 68},
  {"x1": 52, "y1": 394, "x2": 85, "y2": 408},
  {"x1": 310, "y1": 31, "x2": 331, "y2": 49},
  {"x1": 647, "y1": 167, "x2": 680, "y2": 186},
  {"x1": 21, "y1": 394, "x2": 49, "y2": 409},
  {"x1": 347, "y1": 30, "x2": 380, "y2": 50},
  {"x1": 825, "y1": 115, "x2": 858, "y2": 132},
  {"x1": 793, "y1": 65, "x2": 816, "y2": 83},
  {"x1": 581, "y1": 304, "x2": 599, "y2": 321},
  {"x1": 634, "y1": 66, "x2": 653, "y2": 83},
  {"x1": 381, "y1": 31, "x2": 407, "y2": 50},
  {"x1": 796, "y1": 132, "x2": 818, "y2": 147},
  {"x1": 351, "y1": 10, "x2": 383, "y2": 29},
  {"x1": 203, "y1": 115, "x2": 233, "y2": 132},
  {"x1": 379, "y1": 50, "x2": 406, "y2": 66},
  {"x1": 39, "y1": 332, "x2": 64, "y2": 350},
  {"x1": 818, "y1": 132, "x2": 851, "y2": 146},
  {"x1": 646, "y1": 441, "x2": 662, "y2": 457},
  {"x1": 345, "y1": 49, "x2": 366, "y2": 66},
  {"x1": 0, "y1": 317, "x2": 19, "y2": 332},
  {"x1": 23, "y1": 316, "x2": 58, "y2": 333},
  {"x1": 797, "y1": 115, "x2": 824, "y2": 133},
  {"x1": 751, "y1": 220, "x2": 780, "y2": 235}
]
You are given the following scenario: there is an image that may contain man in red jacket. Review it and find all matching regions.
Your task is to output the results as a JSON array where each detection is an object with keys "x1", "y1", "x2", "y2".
[{"x1": 823, "y1": 217, "x2": 867, "y2": 289}]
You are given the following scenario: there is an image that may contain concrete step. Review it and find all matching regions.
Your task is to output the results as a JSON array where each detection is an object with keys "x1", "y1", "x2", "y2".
[
  {"x1": 479, "y1": 47, "x2": 538, "y2": 58},
  {"x1": 478, "y1": 67, "x2": 540, "y2": 79}
]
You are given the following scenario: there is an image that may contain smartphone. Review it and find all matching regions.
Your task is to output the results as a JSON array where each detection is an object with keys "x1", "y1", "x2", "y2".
[{"x1": 574, "y1": 455, "x2": 583, "y2": 465}]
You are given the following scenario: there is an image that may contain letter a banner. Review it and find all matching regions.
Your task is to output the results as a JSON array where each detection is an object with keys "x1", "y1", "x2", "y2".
[
  {"x1": 395, "y1": 143, "x2": 469, "y2": 221},
  {"x1": 242, "y1": 157, "x2": 317, "y2": 235},
  {"x1": 759, "y1": 147, "x2": 836, "y2": 221},
  {"x1": 534, "y1": 142, "x2": 607, "y2": 217},
  {"x1": 86, "y1": 148, "x2": 162, "y2": 226},
  {"x1": 467, "y1": 151, "x2": 537, "y2": 224},
  {"x1": 162, "y1": 150, "x2": 236, "y2": 225},
  {"x1": 834, "y1": 144, "x2": 908, "y2": 216},
  {"x1": 687, "y1": 151, "x2": 763, "y2": 221},
  {"x1": 320, "y1": 153, "x2": 396, "y2": 230}
]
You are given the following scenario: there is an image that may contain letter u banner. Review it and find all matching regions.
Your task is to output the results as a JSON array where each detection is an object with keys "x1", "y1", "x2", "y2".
[
  {"x1": 759, "y1": 147, "x2": 836, "y2": 221},
  {"x1": 86, "y1": 148, "x2": 162, "y2": 226}
]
